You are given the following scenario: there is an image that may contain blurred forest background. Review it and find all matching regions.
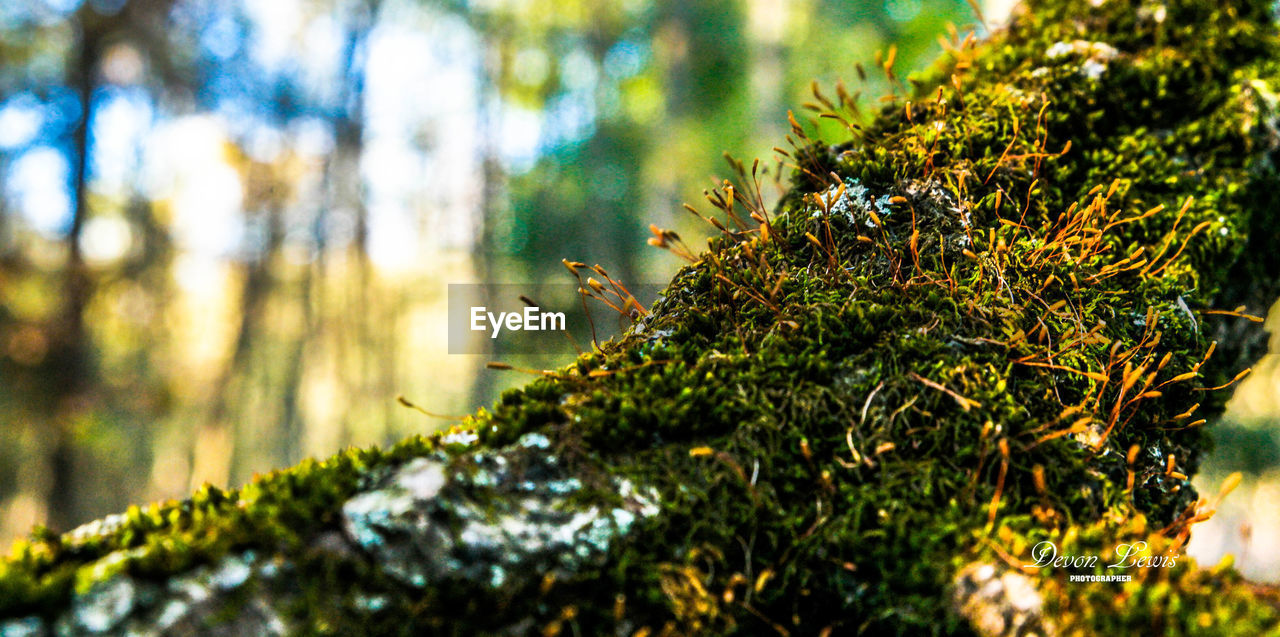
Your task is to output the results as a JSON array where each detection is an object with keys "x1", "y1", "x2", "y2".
[{"x1": 0, "y1": 0, "x2": 1276, "y2": 581}]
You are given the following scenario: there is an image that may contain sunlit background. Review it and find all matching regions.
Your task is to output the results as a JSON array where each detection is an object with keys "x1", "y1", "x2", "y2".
[{"x1": 0, "y1": 0, "x2": 1276, "y2": 582}]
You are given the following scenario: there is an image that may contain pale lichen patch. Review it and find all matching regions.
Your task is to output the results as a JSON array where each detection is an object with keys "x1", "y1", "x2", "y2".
[
  {"x1": 953, "y1": 563, "x2": 1053, "y2": 637},
  {"x1": 63, "y1": 514, "x2": 128, "y2": 548},
  {"x1": 1045, "y1": 40, "x2": 1120, "y2": 79},
  {"x1": 0, "y1": 617, "x2": 43, "y2": 637},
  {"x1": 341, "y1": 444, "x2": 660, "y2": 592}
]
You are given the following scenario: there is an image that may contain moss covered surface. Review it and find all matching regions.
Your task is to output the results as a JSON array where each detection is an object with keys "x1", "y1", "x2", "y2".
[{"x1": 5, "y1": 0, "x2": 1280, "y2": 634}]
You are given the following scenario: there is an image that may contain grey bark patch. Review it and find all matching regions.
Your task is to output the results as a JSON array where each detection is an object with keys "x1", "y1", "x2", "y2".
[
  {"x1": 0, "y1": 617, "x2": 45, "y2": 637},
  {"x1": 341, "y1": 435, "x2": 660, "y2": 590},
  {"x1": 40, "y1": 552, "x2": 289, "y2": 636},
  {"x1": 62, "y1": 578, "x2": 138, "y2": 634}
]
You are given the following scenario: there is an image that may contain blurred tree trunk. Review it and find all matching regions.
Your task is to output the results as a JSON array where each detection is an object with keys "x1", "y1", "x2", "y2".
[
  {"x1": 40, "y1": 8, "x2": 105, "y2": 532},
  {"x1": 466, "y1": 34, "x2": 507, "y2": 411},
  {"x1": 189, "y1": 173, "x2": 283, "y2": 490},
  {"x1": 0, "y1": 173, "x2": 9, "y2": 264},
  {"x1": 331, "y1": 0, "x2": 386, "y2": 448}
]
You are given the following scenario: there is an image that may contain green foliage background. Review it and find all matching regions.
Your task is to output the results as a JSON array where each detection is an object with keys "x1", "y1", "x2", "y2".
[{"x1": 0, "y1": 0, "x2": 974, "y2": 540}]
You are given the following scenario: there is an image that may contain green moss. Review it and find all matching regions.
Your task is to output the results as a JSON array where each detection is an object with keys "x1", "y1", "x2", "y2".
[{"x1": 4, "y1": 0, "x2": 1280, "y2": 634}]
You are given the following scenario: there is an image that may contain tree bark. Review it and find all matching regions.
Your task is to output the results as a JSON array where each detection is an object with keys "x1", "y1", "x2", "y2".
[{"x1": 4, "y1": 0, "x2": 1280, "y2": 635}]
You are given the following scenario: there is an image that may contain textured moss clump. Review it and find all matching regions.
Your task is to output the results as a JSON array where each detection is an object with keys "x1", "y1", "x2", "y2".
[
  {"x1": 4, "y1": 0, "x2": 1280, "y2": 634},
  {"x1": 0, "y1": 439, "x2": 447, "y2": 634}
]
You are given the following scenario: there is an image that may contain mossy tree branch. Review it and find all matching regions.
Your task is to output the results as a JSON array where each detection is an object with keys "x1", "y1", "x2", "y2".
[{"x1": 5, "y1": 0, "x2": 1280, "y2": 635}]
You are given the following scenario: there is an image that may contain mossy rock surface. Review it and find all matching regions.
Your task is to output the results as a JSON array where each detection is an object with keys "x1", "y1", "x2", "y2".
[{"x1": 5, "y1": 0, "x2": 1280, "y2": 634}]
